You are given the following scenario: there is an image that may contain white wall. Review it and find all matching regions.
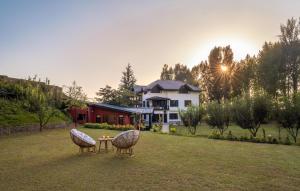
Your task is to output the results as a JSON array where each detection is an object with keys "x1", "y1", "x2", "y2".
[{"x1": 142, "y1": 90, "x2": 199, "y2": 110}]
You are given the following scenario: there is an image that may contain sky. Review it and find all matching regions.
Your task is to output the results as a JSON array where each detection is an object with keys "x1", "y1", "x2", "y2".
[{"x1": 1, "y1": 0, "x2": 300, "y2": 97}]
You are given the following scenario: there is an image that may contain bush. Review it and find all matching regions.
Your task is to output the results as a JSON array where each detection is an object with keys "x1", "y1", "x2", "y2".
[
  {"x1": 84, "y1": 123, "x2": 134, "y2": 131},
  {"x1": 179, "y1": 105, "x2": 205, "y2": 135},
  {"x1": 206, "y1": 101, "x2": 231, "y2": 135},
  {"x1": 208, "y1": 130, "x2": 224, "y2": 139},
  {"x1": 284, "y1": 136, "x2": 292, "y2": 145},
  {"x1": 226, "y1": 130, "x2": 236, "y2": 140},
  {"x1": 232, "y1": 93, "x2": 271, "y2": 137},
  {"x1": 170, "y1": 127, "x2": 176, "y2": 134},
  {"x1": 277, "y1": 95, "x2": 300, "y2": 143},
  {"x1": 151, "y1": 124, "x2": 162, "y2": 132}
]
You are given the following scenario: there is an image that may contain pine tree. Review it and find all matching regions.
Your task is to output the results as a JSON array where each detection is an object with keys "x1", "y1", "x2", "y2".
[{"x1": 119, "y1": 63, "x2": 137, "y2": 91}]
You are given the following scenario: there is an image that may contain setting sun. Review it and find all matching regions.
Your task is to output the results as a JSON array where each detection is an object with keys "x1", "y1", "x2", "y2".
[
  {"x1": 187, "y1": 37, "x2": 260, "y2": 67},
  {"x1": 220, "y1": 65, "x2": 228, "y2": 72}
]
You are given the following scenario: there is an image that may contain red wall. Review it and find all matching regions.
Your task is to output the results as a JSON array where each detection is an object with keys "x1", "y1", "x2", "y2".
[
  {"x1": 88, "y1": 106, "x2": 132, "y2": 125},
  {"x1": 68, "y1": 107, "x2": 88, "y2": 124},
  {"x1": 68, "y1": 106, "x2": 133, "y2": 125}
]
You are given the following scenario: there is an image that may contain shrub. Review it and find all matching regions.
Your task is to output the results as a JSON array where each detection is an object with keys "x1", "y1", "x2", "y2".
[
  {"x1": 284, "y1": 136, "x2": 292, "y2": 145},
  {"x1": 170, "y1": 127, "x2": 176, "y2": 134},
  {"x1": 84, "y1": 123, "x2": 134, "y2": 131},
  {"x1": 226, "y1": 130, "x2": 236, "y2": 140},
  {"x1": 277, "y1": 95, "x2": 300, "y2": 143},
  {"x1": 232, "y1": 93, "x2": 271, "y2": 137},
  {"x1": 206, "y1": 101, "x2": 231, "y2": 135},
  {"x1": 179, "y1": 105, "x2": 205, "y2": 135},
  {"x1": 208, "y1": 130, "x2": 224, "y2": 139},
  {"x1": 151, "y1": 124, "x2": 162, "y2": 132}
]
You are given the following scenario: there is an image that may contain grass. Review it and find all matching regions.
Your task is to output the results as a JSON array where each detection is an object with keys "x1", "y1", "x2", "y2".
[
  {"x1": 173, "y1": 123, "x2": 300, "y2": 143},
  {"x1": 0, "y1": 127, "x2": 299, "y2": 191},
  {"x1": 0, "y1": 98, "x2": 70, "y2": 127}
]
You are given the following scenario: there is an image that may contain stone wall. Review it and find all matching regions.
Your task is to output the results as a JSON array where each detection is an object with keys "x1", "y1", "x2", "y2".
[{"x1": 0, "y1": 122, "x2": 73, "y2": 136}]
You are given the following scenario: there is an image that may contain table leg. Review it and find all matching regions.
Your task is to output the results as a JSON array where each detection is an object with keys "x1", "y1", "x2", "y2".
[
  {"x1": 105, "y1": 140, "x2": 108, "y2": 152},
  {"x1": 98, "y1": 141, "x2": 102, "y2": 153}
]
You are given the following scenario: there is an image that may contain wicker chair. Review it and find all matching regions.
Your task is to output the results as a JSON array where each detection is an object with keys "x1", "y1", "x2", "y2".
[
  {"x1": 112, "y1": 130, "x2": 140, "y2": 156},
  {"x1": 70, "y1": 129, "x2": 96, "y2": 153}
]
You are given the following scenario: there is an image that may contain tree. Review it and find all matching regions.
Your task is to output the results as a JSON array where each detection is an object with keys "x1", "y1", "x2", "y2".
[
  {"x1": 64, "y1": 81, "x2": 87, "y2": 109},
  {"x1": 257, "y1": 42, "x2": 283, "y2": 97},
  {"x1": 179, "y1": 105, "x2": 205, "y2": 135},
  {"x1": 160, "y1": 64, "x2": 174, "y2": 80},
  {"x1": 232, "y1": 93, "x2": 271, "y2": 137},
  {"x1": 173, "y1": 63, "x2": 194, "y2": 84},
  {"x1": 26, "y1": 83, "x2": 58, "y2": 131},
  {"x1": 233, "y1": 55, "x2": 257, "y2": 97},
  {"x1": 95, "y1": 85, "x2": 120, "y2": 105},
  {"x1": 279, "y1": 17, "x2": 300, "y2": 96},
  {"x1": 277, "y1": 95, "x2": 300, "y2": 143},
  {"x1": 206, "y1": 101, "x2": 231, "y2": 135},
  {"x1": 119, "y1": 63, "x2": 136, "y2": 91},
  {"x1": 200, "y1": 46, "x2": 236, "y2": 102}
]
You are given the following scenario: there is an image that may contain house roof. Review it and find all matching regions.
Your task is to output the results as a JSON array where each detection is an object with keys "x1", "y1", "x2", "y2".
[
  {"x1": 136, "y1": 80, "x2": 200, "y2": 92},
  {"x1": 88, "y1": 103, "x2": 135, "y2": 113},
  {"x1": 88, "y1": 103, "x2": 153, "y2": 114},
  {"x1": 133, "y1": 85, "x2": 146, "y2": 93},
  {"x1": 146, "y1": 96, "x2": 170, "y2": 100}
]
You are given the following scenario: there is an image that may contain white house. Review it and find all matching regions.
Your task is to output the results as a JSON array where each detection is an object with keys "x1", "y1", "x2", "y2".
[{"x1": 133, "y1": 80, "x2": 200, "y2": 127}]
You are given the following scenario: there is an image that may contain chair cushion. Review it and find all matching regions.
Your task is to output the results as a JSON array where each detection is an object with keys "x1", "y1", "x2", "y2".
[
  {"x1": 70, "y1": 129, "x2": 96, "y2": 146},
  {"x1": 112, "y1": 130, "x2": 140, "y2": 149}
]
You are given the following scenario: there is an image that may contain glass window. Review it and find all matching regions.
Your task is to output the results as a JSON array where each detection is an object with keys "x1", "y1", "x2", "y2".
[
  {"x1": 170, "y1": 100, "x2": 178, "y2": 107},
  {"x1": 118, "y1": 115, "x2": 124, "y2": 125},
  {"x1": 184, "y1": 100, "x2": 192, "y2": 107},
  {"x1": 169, "y1": 113, "x2": 178, "y2": 120}
]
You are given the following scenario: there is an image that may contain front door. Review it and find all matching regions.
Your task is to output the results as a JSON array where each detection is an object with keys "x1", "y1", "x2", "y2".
[
  {"x1": 96, "y1": 115, "x2": 101, "y2": 123},
  {"x1": 164, "y1": 113, "x2": 167, "y2": 123}
]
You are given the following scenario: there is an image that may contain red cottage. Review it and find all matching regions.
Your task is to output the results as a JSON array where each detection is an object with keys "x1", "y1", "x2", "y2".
[{"x1": 69, "y1": 103, "x2": 136, "y2": 125}]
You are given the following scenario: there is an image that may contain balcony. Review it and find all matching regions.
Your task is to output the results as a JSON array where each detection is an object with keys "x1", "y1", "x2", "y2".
[{"x1": 153, "y1": 105, "x2": 169, "y2": 110}]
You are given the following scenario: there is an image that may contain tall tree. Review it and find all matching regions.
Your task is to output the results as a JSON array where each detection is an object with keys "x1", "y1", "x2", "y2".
[
  {"x1": 173, "y1": 63, "x2": 193, "y2": 83},
  {"x1": 118, "y1": 63, "x2": 137, "y2": 106},
  {"x1": 279, "y1": 17, "x2": 300, "y2": 96},
  {"x1": 119, "y1": 63, "x2": 137, "y2": 91},
  {"x1": 200, "y1": 46, "x2": 236, "y2": 102},
  {"x1": 233, "y1": 55, "x2": 257, "y2": 97},
  {"x1": 257, "y1": 42, "x2": 283, "y2": 97},
  {"x1": 160, "y1": 64, "x2": 174, "y2": 80}
]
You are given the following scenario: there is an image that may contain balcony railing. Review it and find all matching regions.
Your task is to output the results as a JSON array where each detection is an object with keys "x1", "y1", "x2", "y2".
[{"x1": 153, "y1": 105, "x2": 169, "y2": 110}]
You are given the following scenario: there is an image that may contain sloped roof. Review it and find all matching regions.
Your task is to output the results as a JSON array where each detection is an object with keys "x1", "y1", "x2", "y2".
[
  {"x1": 88, "y1": 103, "x2": 153, "y2": 114},
  {"x1": 144, "y1": 80, "x2": 200, "y2": 92},
  {"x1": 146, "y1": 96, "x2": 170, "y2": 100},
  {"x1": 89, "y1": 103, "x2": 135, "y2": 113},
  {"x1": 133, "y1": 85, "x2": 146, "y2": 93}
]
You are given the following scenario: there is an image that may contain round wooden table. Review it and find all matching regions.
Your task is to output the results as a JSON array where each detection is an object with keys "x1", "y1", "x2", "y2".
[{"x1": 98, "y1": 137, "x2": 114, "y2": 153}]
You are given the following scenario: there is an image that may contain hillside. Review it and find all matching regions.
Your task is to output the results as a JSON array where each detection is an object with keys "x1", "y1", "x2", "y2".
[{"x1": 0, "y1": 98, "x2": 70, "y2": 128}]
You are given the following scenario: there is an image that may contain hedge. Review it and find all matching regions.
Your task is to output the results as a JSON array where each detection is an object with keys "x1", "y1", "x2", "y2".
[{"x1": 83, "y1": 123, "x2": 135, "y2": 131}]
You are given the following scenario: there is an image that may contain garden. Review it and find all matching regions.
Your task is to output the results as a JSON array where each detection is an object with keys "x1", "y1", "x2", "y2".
[{"x1": 0, "y1": 127, "x2": 299, "y2": 191}]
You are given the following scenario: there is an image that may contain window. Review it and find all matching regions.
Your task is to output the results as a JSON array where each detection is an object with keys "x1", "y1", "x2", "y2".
[
  {"x1": 169, "y1": 113, "x2": 178, "y2": 120},
  {"x1": 184, "y1": 100, "x2": 192, "y2": 107},
  {"x1": 179, "y1": 86, "x2": 189, "y2": 94},
  {"x1": 96, "y1": 115, "x2": 102, "y2": 123},
  {"x1": 170, "y1": 100, "x2": 178, "y2": 107},
  {"x1": 77, "y1": 114, "x2": 86, "y2": 121},
  {"x1": 147, "y1": 101, "x2": 150, "y2": 107},
  {"x1": 143, "y1": 101, "x2": 145, "y2": 107},
  {"x1": 118, "y1": 115, "x2": 124, "y2": 125}
]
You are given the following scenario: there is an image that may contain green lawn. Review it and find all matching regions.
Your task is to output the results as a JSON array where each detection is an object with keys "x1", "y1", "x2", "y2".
[
  {"x1": 0, "y1": 128, "x2": 299, "y2": 191},
  {"x1": 174, "y1": 123, "x2": 300, "y2": 143}
]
